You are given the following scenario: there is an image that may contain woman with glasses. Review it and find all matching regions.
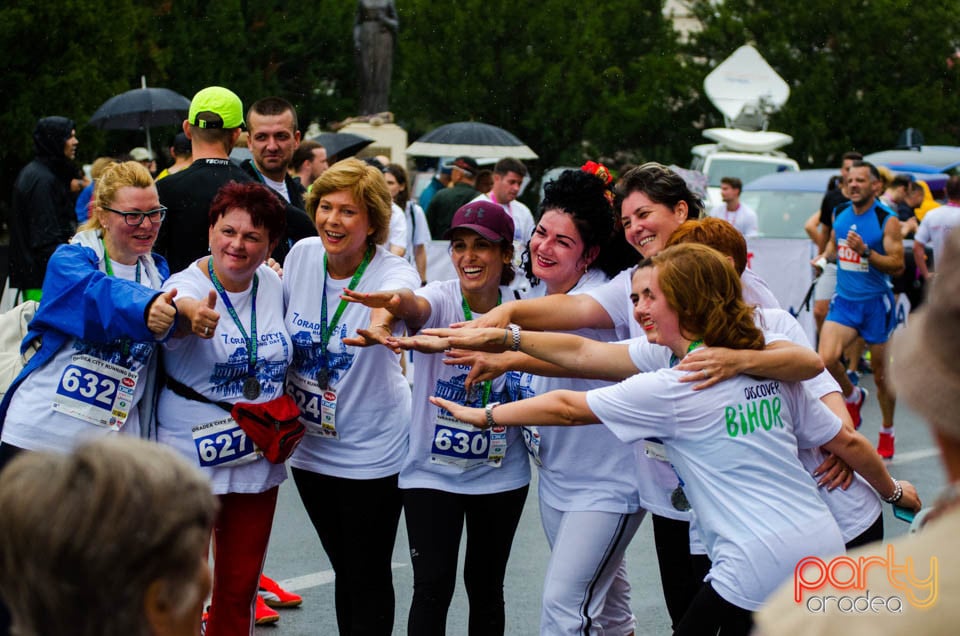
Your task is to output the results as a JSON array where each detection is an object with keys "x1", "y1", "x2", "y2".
[{"x1": 0, "y1": 161, "x2": 177, "y2": 466}]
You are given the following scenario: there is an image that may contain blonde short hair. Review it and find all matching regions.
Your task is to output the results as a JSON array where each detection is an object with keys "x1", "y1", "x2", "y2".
[{"x1": 305, "y1": 158, "x2": 392, "y2": 246}]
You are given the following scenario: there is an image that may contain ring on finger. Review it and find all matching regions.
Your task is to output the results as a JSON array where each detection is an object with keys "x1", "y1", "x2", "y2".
[
  {"x1": 703, "y1": 369, "x2": 710, "y2": 378},
  {"x1": 204, "y1": 327, "x2": 210, "y2": 336}
]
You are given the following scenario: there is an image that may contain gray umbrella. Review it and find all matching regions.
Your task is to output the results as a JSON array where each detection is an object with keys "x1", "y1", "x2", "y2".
[
  {"x1": 311, "y1": 132, "x2": 375, "y2": 162},
  {"x1": 406, "y1": 122, "x2": 537, "y2": 159},
  {"x1": 88, "y1": 82, "x2": 190, "y2": 156}
]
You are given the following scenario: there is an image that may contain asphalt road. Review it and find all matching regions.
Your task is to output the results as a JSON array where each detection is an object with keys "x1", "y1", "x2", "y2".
[{"x1": 255, "y1": 372, "x2": 947, "y2": 635}]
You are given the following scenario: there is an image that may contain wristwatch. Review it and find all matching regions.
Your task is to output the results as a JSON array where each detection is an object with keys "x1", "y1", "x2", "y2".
[{"x1": 861, "y1": 246, "x2": 872, "y2": 259}]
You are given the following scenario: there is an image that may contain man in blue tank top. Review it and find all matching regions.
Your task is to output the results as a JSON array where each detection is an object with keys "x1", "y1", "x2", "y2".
[{"x1": 815, "y1": 161, "x2": 904, "y2": 459}]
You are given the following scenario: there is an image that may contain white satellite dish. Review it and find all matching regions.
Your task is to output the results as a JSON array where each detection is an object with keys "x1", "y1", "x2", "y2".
[
  {"x1": 703, "y1": 45, "x2": 790, "y2": 128},
  {"x1": 702, "y1": 128, "x2": 792, "y2": 153}
]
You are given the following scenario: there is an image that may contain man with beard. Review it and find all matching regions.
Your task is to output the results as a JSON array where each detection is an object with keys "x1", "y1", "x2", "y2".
[{"x1": 815, "y1": 161, "x2": 904, "y2": 458}]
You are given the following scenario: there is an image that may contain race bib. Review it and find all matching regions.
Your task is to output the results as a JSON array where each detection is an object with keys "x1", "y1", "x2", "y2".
[
  {"x1": 643, "y1": 439, "x2": 670, "y2": 462},
  {"x1": 837, "y1": 239, "x2": 869, "y2": 272},
  {"x1": 192, "y1": 416, "x2": 260, "y2": 468},
  {"x1": 522, "y1": 426, "x2": 542, "y2": 466},
  {"x1": 287, "y1": 372, "x2": 339, "y2": 439},
  {"x1": 52, "y1": 354, "x2": 139, "y2": 430},
  {"x1": 430, "y1": 413, "x2": 505, "y2": 469}
]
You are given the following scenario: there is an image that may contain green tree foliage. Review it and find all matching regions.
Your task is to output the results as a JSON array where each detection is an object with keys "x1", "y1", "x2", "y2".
[
  {"x1": 393, "y1": 0, "x2": 697, "y2": 170},
  {"x1": 686, "y1": 0, "x2": 960, "y2": 166}
]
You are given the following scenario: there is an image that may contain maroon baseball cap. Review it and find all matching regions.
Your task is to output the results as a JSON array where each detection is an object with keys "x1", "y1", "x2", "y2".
[{"x1": 443, "y1": 200, "x2": 515, "y2": 243}]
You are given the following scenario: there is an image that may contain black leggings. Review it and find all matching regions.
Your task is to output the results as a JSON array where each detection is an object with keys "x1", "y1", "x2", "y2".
[
  {"x1": 292, "y1": 469, "x2": 402, "y2": 636},
  {"x1": 674, "y1": 582, "x2": 753, "y2": 636},
  {"x1": 403, "y1": 485, "x2": 528, "y2": 636},
  {"x1": 845, "y1": 512, "x2": 884, "y2": 550},
  {"x1": 652, "y1": 514, "x2": 712, "y2": 630}
]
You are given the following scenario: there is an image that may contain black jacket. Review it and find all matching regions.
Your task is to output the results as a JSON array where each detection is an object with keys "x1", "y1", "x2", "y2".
[{"x1": 8, "y1": 116, "x2": 81, "y2": 289}]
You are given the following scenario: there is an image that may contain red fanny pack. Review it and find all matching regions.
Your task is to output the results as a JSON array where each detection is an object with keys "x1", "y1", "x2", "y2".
[{"x1": 230, "y1": 395, "x2": 305, "y2": 464}]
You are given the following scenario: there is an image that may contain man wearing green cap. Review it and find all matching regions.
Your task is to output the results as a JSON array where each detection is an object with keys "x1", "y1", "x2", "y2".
[{"x1": 156, "y1": 86, "x2": 254, "y2": 273}]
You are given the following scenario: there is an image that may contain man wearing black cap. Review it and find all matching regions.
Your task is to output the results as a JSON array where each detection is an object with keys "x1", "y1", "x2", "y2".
[
  {"x1": 156, "y1": 86, "x2": 254, "y2": 273},
  {"x1": 426, "y1": 156, "x2": 479, "y2": 238},
  {"x1": 8, "y1": 116, "x2": 85, "y2": 301}
]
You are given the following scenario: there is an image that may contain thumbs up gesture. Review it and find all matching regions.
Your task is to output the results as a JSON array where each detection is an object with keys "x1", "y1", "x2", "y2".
[{"x1": 147, "y1": 288, "x2": 178, "y2": 336}]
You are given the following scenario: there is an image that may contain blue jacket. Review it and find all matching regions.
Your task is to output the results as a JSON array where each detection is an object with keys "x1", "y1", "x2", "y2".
[{"x1": 0, "y1": 234, "x2": 171, "y2": 438}]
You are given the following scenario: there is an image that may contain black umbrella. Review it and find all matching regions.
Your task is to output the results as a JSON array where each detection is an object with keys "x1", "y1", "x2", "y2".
[
  {"x1": 406, "y1": 122, "x2": 537, "y2": 159},
  {"x1": 88, "y1": 82, "x2": 191, "y2": 156},
  {"x1": 311, "y1": 132, "x2": 375, "y2": 162}
]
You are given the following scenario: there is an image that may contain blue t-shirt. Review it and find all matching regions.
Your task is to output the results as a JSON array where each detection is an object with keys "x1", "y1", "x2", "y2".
[{"x1": 833, "y1": 201, "x2": 894, "y2": 300}]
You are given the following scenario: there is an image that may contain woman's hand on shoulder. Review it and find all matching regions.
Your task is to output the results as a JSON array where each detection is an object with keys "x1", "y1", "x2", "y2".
[
  {"x1": 675, "y1": 347, "x2": 741, "y2": 390},
  {"x1": 147, "y1": 289, "x2": 178, "y2": 336},
  {"x1": 265, "y1": 257, "x2": 283, "y2": 278}
]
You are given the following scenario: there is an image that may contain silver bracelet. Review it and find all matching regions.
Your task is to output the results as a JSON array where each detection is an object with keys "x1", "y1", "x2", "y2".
[
  {"x1": 508, "y1": 323, "x2": 521, "y2": 351},
  {"x1": 881, "y1": 478, "x2": 903, "y2": 504},
  {"x1": 485, "y1": 402, "x2": 500, "y2": 428}
]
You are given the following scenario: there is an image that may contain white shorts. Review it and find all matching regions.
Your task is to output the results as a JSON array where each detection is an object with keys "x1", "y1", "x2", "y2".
[
  {"x1": 539, "y1": 500, "x2": 646, "y2": 635},
  {"x1": 814, "y1": 262, "x2": 837, "y2": 302}
]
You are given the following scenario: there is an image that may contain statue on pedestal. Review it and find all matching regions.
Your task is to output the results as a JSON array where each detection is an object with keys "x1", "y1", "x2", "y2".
[{"x1": 354, "y1": 0, "x2": 398, "y2": 116}]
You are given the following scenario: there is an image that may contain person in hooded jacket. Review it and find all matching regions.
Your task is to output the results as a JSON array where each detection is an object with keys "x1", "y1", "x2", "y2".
[{"x1": 8, "y1": 116, "x2": 86, "y2": 301}]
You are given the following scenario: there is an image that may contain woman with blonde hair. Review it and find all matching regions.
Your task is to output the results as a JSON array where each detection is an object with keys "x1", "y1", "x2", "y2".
[
  {"x1": 283, "y1": 158, "x2": 419, "y2": 634},
  {"x1": 0, "y1": 161, "x2": 176, "y2": 462}
]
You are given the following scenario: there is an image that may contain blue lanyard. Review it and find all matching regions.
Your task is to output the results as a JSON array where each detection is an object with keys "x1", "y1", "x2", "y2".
[{"x1": 207, "y1": 258, "x2": 258, "y2": 378}]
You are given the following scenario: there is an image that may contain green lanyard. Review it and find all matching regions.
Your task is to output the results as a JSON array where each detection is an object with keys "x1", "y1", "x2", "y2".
[
  {"x1": 101, "y1": 239, "x2": 141, "y2": 283},
  {"x1": 669, "y1": 340, "x2": 705, "y2": 368},
  {"x1": 317, "y1": 246, "x2": 373, "y2": 387},
  {"x1": 102, "y1": 239, "x2": 140, "y2": 356},
  {"x1": 460, "y1": 290, "x2": 502, "y2": 406}
]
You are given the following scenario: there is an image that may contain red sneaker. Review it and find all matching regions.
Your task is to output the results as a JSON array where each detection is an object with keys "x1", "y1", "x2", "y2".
[
  {"x1": 845, "y1": 387, "x2": 868, "y2": 430},
  {"x1": 255, "y1": 594, "x2": 280, "y2": 625},
  {"x1": 259, "y1": 574, "x2": 303, "y2": 608},
  {"x1": 877, "y1": 431, "x2": 895, "y2": 459}
]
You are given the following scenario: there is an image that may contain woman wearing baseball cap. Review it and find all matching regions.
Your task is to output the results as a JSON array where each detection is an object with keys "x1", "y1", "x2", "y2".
[{"x1": 343, "y1": 199, "x2": 529, "y2": 634}]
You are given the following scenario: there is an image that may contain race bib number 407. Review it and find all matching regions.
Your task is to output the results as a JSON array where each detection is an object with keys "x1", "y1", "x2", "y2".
[{"x1": 52, "y1": 355, "x2": 139, "y2": 430}]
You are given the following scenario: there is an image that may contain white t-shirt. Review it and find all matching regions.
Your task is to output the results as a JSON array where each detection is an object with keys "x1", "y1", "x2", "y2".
[
  {"x1": 915, "y1": 203, "x2": 960, "y2": 267},
  {"x1": 586, "y1": 365, "x2": 844, "y2": 611},
  {"x1": 741, "y1": 268, "x2": 781, "y2": 309},
  {"x1": 708, "y1": 202, "x2": 759, "y2": 237},
  {"x1": 157, "y1": 261, "x2": 291, "y2": 495},
  {"x1": 404, "y1": 200, "x2": 431, "y2": 252},
  {"x1": 400, "y1": 279, "x2": 531, "y2": 494},
  {"x1": 519, "y1": 269, "x2": 642, "y2": 513},
  {"x1": 263, "y1": 174, "x2": 290, "y2": 203},
  {"x1": 756, "y1": 307, "x2": 882, "y2": 542},
  {"x1": 388, "y1": 202, "x2": 408, "y2": 252},
  {"x1": 283, "y1": 240, "x2": 419, "y2": 479},
  {"x1": 3, "y1": 261, "x2": 157, "y2": 453}
]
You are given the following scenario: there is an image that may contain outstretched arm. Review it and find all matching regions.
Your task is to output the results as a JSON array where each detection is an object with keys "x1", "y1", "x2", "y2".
[
  {"x1": 341, "y1": 287, "x2": 432, "y2": 333},
  {"x1": 431, "y1": 389, "x2": 599, "y2": 429},
  {"x1": 419, "y1": 326, "x2": 638, "y2": 380},
  {"x1": 461, "y1": 293, "x2": 614, "y2": 331}
]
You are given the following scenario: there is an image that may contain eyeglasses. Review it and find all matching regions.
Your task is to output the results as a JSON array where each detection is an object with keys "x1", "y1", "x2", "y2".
[{"x1": 103, "y1": 206, "x2": 167, "y2": 226}]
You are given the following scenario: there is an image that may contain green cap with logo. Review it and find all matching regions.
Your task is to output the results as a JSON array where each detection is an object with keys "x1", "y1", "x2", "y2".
[{"x1": 188, "y1": 86, "x2": 244, "y2": 129}]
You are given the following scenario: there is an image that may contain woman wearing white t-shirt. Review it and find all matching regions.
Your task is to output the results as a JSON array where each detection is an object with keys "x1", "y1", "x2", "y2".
[
  {"x1": 430, "y1": 244, "x2": 921, "y2": 636},
  {"x1": 385, "y1": 162, "x2": 430, "y2": 284},
  {"x1": 157, "y1": 182, "x2": 291, "y2": 636},
  {"x1": 516, "y1": 168, "x2": 644, "y2": 635},
  {"x1": 0, "y1": 161, "x2": 176, "y2": 462},
  {"x1": 343, "y1": 200, "x2": 529, "y2": 635},
  {"x1": 283, "y1": 159, "x2": 419, "y2": 635}
]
